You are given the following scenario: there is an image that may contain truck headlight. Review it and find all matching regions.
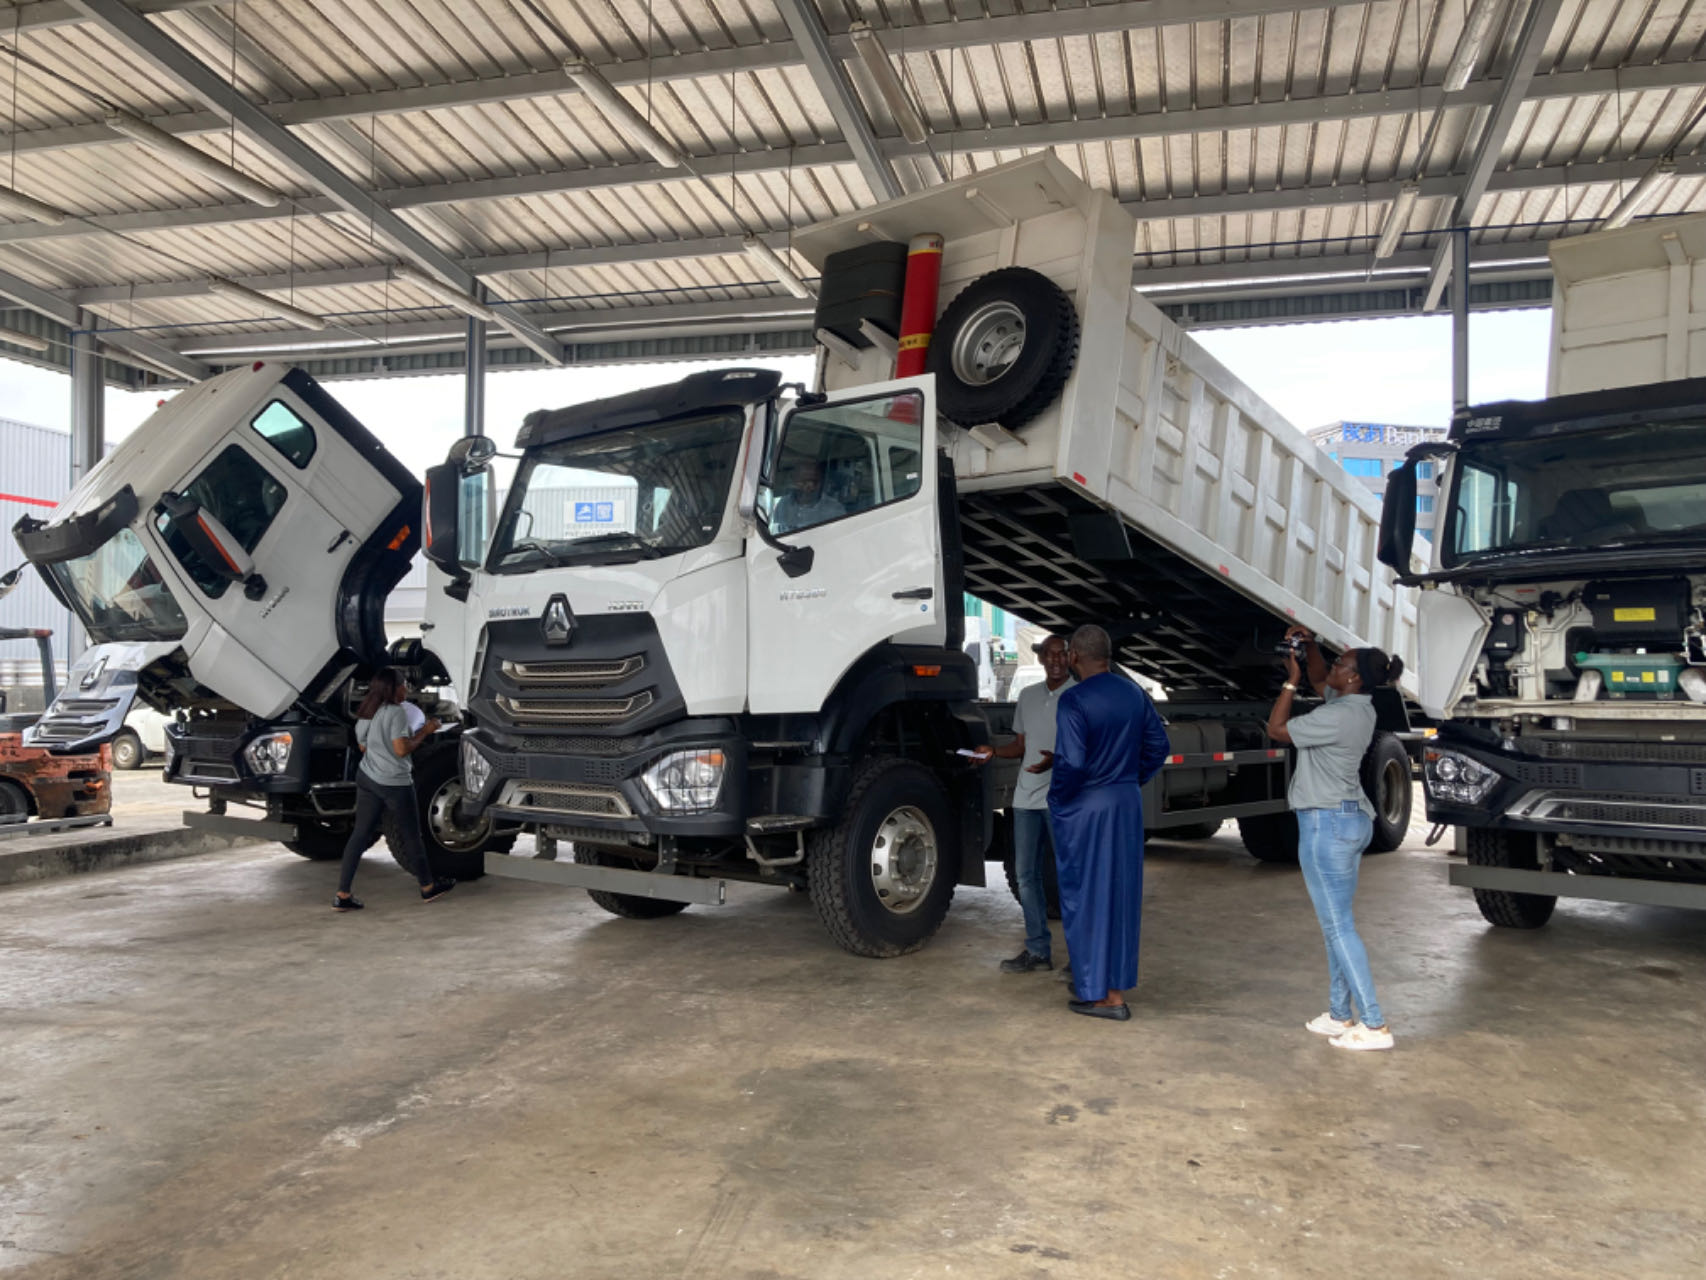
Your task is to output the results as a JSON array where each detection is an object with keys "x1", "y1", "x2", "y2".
[
  {"x1": 641, "y1": 749, "x2": 726, "y2": 814},
  {"x1": 1424, "y1": 749, "x2": 1498, "y2": 805},
  {"x1": 243, "y1": 731, "x2": 294, "y2": 775},
  {"x1": 461, "y1": 736, "x2": 493, "y2": 796}
]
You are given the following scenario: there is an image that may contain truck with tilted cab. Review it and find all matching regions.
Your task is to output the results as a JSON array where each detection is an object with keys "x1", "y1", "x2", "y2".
[
  {"x1": 9, "y1": 363, "x2": 511, "y2": 877},
  {"x1": 1378, "y1": 214, "x2": 1706, "y2": 927},
  {"x1": 428, "y1": 155, "x2": 1422, "y2": 956}
]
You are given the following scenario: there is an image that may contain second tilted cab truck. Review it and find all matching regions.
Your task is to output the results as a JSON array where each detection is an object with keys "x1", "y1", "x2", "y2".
[{"x1": 430, "y1": 155, "x2": 1422, "y2": 956}]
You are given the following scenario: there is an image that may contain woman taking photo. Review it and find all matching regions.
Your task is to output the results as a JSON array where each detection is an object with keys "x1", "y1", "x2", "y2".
[
  {"x1": 333, "y1": 667, "x2": 455, "y2": 910},
  {"x1": 1266, "y1": 627, "x2": 1404, "y2": 1051}
]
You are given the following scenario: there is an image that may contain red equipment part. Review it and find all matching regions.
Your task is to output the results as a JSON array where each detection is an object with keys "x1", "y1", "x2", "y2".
[{"x1": 895, "y1": 233, "x2": 943, "y2": 379}]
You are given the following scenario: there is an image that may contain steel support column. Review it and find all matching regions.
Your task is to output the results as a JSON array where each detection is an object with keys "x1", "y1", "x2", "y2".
[
  {"x1": 464, "y1": 290, "x2": 487, "y2": 439},
  {"x1": 1452, "y1": 227, "x2": 1471, "y2": 412},
  {"x1": 67, "y1": 309, "x2": 105, "y2": 664}
]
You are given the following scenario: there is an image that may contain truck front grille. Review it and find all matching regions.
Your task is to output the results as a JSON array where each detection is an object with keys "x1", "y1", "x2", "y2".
[
  {"x1": 1525, "y1": 738, "x2": 1706, "y2": 766},
  {"x1": 180, "y1": 760, "x2": 240, "y2": 783},
  {"x1": 498, "y1": 780, "x2": 632, "y2": 818},
  {"x1": 501, "y1": 656, "x2": 645, "y2": 687},
  {"x1": 496, "y1": 692, "x2": 653, "y2": 726}
]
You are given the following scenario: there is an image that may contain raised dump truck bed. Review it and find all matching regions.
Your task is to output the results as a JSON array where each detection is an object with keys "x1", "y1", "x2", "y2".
[{"x1": 796, "y1": 155, "x2": 1417, "y2": 699}]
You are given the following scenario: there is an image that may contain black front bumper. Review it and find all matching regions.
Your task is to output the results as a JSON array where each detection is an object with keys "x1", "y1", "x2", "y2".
[
  {"x1": 460, "y1": 717, "x2": 748, "y2": 840},
  {"x1": 1424, "y1": 729, "x2": 1706, "y2": 847},
  {"x1": 164, "y1": 720, "x2": 351, "y2": 800}
]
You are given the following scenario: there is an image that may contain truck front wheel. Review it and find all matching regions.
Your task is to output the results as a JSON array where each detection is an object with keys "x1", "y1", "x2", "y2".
[
  {"x1": 386, "y1": 740, "x2": 515, "y2": 881},
  {"x1": 1466, "y1": 827, "x2": 1556, "y2": 929},
  {"x1": 575, "y1": 847, "x2": 691, "y2": 919},
  {"x1": 285, "y1": 819, "x2": 352, "y2": 861},
  {"x1": 808, "y1": 757, "x2": 958, "y2": 957}
]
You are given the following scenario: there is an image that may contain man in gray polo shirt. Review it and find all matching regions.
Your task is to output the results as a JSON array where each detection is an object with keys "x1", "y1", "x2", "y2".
[{"x1": 974, "y1": 634, "x2": 1075, "y2": 972}]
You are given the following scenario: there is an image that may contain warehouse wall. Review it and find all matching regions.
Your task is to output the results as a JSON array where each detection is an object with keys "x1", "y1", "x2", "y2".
[{"x1": 0, "y1": 418, "x2": 79, "y2": 681}]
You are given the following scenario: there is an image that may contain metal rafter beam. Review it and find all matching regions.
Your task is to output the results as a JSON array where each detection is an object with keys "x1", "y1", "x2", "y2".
[
  {"x1": 1421, "y1": 0, "x2": 1567, "y2": 312},
  {"x1": 771, "y1": 0, "x2": 901, "y2": 201},
  {"x1": 5, "y1": 59, "x2": 1701, "y2": 257},
  {"x1": 61, "y1": 0, "x2": 565, "y2": 368},
  {"x1": 0, "y1": 262, "x2": 209, "y2": 379}
]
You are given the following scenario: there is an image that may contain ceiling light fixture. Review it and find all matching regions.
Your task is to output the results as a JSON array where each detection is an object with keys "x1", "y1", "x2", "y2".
[
  {"x1": 563, "y1": 59, "x2": 685, "y2": 169},
  {"x1": 1373, "y1": 181, "x2": 1421, "y2": 260},
  {"x1": 0, "y1": 185, "x2": 69, "y2": 226},
  {"x1": 1442, "y1": 0, "x2": 1499, "y2": 93},
  {"x1": 391, "y1": 263, "x2": 503, "y2": 322},
  {"x1": 743, "y1": 235, "x2": 814, "y2": 299},
  {"x1": 0, "y1": 324, "x2": 52, "y2": 352},
  {"x1": 848, "y1": 23, "x2": 928, "y2": 145},
  {"x1": 1600, "y1": 157, "x2": 1676, "y2": 230},
  {"x1": 205, "y1": 276, "x2": 328, "y2": 330},
  {"x1": 104, "y1": 109, "x2": 283, "y2": 207}
]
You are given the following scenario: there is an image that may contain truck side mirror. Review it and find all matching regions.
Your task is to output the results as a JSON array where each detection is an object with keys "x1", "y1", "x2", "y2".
[
  {"x1": 1377, "y1": 461, "x2": 1418, "y2": 572},
  {"x1": 0, "y1": 565, "x2": 22, "y2": 601},
  {"x1": 157, "y1": 493, "x2": 268, "y2": 600},
  {"x1": 446, "y1": 434, "x2": 498, "y2": 474},
  {"x1": 422, "y1": 463, "x2": 461, "y2": 572}
]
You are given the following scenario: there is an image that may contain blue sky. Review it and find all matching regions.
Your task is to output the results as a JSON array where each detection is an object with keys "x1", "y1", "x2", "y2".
[{"x1": 1, "y1": 308, "x2": 1554, "y2": 479}]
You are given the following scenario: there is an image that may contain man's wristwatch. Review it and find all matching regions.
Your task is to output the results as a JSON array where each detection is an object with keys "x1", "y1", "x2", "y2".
[{"x1": 1282, "y1": 681, "x2": 1299, "y2": 693}]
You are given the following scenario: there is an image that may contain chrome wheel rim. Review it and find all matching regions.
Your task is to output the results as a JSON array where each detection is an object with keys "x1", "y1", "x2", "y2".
[
  {"x1": 870, "y1": 805, "x2": 939, "y2": 915},
  {"x1": 426, "y1": 777, "x2": 490, "y2": 853},
  {"x1": 1379, "y1": 758, "x2": 1408, "y2": 827},
  {"x1": 950, "y1": 301, "x2": 1026, "y2": 386}
]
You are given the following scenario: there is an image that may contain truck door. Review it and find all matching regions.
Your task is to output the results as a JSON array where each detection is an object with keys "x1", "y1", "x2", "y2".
[
  {"x1": 747, "y1": 379, "x2": 942, "y2": 714},
  {"x1": 150, "y1": 407, "x2": 357, "y2": 702}
]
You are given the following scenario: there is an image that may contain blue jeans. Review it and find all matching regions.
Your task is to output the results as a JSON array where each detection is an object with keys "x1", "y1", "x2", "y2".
[
  {"x1": 1012, "y1": 807, "x2": 1056, "y2": 961},
  {"x1": 1297, "y1": 803, "x2": 1386, "y2": 1029}
]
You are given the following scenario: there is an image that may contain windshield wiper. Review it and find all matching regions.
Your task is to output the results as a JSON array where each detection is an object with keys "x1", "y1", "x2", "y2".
[{"x1": 507, "y1": 539, "x2": 572, "y2": 567}]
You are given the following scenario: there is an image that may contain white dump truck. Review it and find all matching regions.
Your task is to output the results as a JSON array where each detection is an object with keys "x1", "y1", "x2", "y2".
[
  {"x1": 427, "y1": 155, "x2": 1422, "y2": 956},
  {"x1": 1378, "y1": 211, "x2": 1706, "y2": 926},
  {"x1": 9, "y1": 364, "x2": 511, "y2": 875}
]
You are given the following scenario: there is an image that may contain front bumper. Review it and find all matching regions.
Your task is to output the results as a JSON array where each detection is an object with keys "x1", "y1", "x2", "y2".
[
  {"x1": 460, "y1": 718, "x2": 747, "y2": 840},
  {"x1": 1424, "y1": 731, "x2": 1706, "y2": 848},
  {"x1": 164, "y1": 721, "x2": 349, "y2": 800}
]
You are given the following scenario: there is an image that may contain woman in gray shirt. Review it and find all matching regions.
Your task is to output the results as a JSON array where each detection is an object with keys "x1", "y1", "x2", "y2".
[
  {"x1": 333, "y1": 667, "x2": 454, "y2": 910},
  {"x1": 1267, "y1": 629, "x2": 1405, "y2": 1052}
]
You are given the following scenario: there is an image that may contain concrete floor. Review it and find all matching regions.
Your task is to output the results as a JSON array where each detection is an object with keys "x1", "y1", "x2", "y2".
[{"x1": 2, "y1": 803, "x2": 1703, "y2": 1279}]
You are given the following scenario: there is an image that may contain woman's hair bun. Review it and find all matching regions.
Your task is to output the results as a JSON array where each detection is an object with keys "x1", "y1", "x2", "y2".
[{"x1": 1384, "y1": 654, "x2": 1405, "y2": 685}]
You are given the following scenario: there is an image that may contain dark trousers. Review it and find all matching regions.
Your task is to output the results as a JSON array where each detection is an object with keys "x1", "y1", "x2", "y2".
[{"x1": 338, "y1": 772, "x2": 433, "y2": 893}]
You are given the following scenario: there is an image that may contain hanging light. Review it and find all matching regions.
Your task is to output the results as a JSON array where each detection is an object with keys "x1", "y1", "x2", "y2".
[
  {"x1": 205, "y1": 276, "x2": 328, "y2": 330},
  {"x1": 743, "y1": 235, "x2": 814, "y2": 299},
  {"x1": 1600, "y1": 157, "x2": 1676, "y2": 230},
  {"x1": 391, "y1": 263, "x2": 502, "y2": 322},
  {"x1": 0, "y1": 324, "x2": 51, "y2": 352},
  {"x1": 1442, "y1": 0, "x2": 1499, "y2": 93},
  {"x1": 0, "y1": 185, "x2": 69, "y2": 226},
  {"x1": 563, "y1": 59, "x2": 684, "y2": 169},
  {"x1": 104, "y1": 109, "x2": 283, "y2": 207},
  {"x1": 1373, "y1": 182, "x2": 1421, "y2": 261},
  {"x1": 848, "y1": 23, "x2": 928, "y2": 145}
]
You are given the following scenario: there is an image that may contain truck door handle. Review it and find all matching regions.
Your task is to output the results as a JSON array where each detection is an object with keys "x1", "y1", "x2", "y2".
[
  {"x1": 892, "y1": 587, "x2": 933, "y2": 600},
  {"x1": 327, "y1": 530, "x2": 353, "y2": 553}
]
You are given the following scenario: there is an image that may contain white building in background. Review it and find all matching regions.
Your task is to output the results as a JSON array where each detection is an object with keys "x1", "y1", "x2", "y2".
[
  {"x1": 0, "y1": 417, "x2": 93, "y2": 682},
  {"x1": 1307, "y1": 420, "x2": 1450, "y2": 543}
]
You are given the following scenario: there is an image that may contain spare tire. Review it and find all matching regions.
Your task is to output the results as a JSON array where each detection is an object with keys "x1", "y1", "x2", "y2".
[{"x1": 927, "y1": 267, "x2": 1079, "y2": 432}]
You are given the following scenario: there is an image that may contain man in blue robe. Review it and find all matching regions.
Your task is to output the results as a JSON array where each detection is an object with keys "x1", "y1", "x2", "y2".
[{"x1": 1048, "y1": 624, "x2": 1170, "y2": 1021}]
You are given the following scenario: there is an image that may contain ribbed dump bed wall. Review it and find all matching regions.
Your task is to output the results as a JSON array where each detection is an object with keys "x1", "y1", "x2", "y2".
[{"x1": 797, "y1": 156, "x2": 1418, "y2": 700}]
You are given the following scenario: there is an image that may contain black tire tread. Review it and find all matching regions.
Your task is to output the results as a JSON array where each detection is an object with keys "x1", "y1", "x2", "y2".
[
  {"x1": 807, "y1": 756, "x2": 955, "y2": 958},
  {"x1": 1160, "y1": 819, "x2": 1223, "y2": 842},
  {"x1": 0, "y1": 778, "x2": 32, "y2": 819},
  {"x1": 1237, "y1": 811, "x2": 1300, "y2": 864},
  {"x1": 929, "y1": 267, "x2": 1080, "y2": 432},
  {"x1": 1361, "y1": 732, "x2": 1413, "y2": 854},
  {"x1": 111, "y1": 729, "x2": 145, "y2": 771},
  {"x1": 1466, "y1": 827, "x2": 1556, "y2": 929}
]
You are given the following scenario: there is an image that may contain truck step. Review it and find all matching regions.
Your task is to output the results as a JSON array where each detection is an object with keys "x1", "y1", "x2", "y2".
[{"x1": 746, "y1": 815, "x2": 816, "y2": 834}]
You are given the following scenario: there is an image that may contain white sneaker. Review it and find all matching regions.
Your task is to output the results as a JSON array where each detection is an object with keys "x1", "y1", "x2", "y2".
[
  {"x1": 1305, "y1": 1013, "x2": 1356, "y2": 1037},
  {"x1": 1330, "y1": 1024, "x2": 1394, "y2": 1052}
]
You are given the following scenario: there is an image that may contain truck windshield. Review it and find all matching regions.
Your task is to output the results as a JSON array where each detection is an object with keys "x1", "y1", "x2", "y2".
[
  {"x1": 45, "y1": 527, "x2": 190, "y2": 642},
  {"x1": 1443, "y1": 421, "x2": 1706, "y2": 567},
  {"x1": 489, "y1": 412, "x2": 745, "y2": 572}
]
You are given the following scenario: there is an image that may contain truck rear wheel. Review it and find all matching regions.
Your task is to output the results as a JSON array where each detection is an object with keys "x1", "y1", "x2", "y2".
[
  {"x1": 1361, "y1": 733, "x2": 1412, "y2": 853},
  {"x1": 1466, "y1": 827, "x2": 1556, "y2": 929},
  {"x1": 0, "y1": 779, "x2": 31, "y2": 820},
  {"x1": 927, "y1": 267, "x2": 1080, "y2": 431},
  {"x1": 808, "y1": 757, "x2": 957, "y2": 957},
  {"x1": 385, "y1": 739, "x2": 514, "y2": 882},
  {"x1": 1237, "y1": 811, "x2": 1299, "y2": 863},
  {"x1": 575, "y1": 846, "x2": 690, "y2": 919},
  {"x1": 1161, "y1": 819, "x2": 1223, "y2": 841},
  {"x1": 999, "y1": 814, "x2": 1062, "y2": 920}
]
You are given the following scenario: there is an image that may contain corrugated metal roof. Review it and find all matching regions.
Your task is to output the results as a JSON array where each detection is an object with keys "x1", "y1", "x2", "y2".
[{"x1": 0, "y1": 0, "x2": 1698, "y2": 380}]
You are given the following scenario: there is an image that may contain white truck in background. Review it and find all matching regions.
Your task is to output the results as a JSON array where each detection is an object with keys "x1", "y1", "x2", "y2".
[
  {"x1": 1378, "y1": 212, "x2": 1706, "y2": 926},
  {"x1": 430, "y1": 155, "x2": 1422, "y2": 956},
  {"x1": 9, "y1": 364, "x2": 511, "y2": 876}
]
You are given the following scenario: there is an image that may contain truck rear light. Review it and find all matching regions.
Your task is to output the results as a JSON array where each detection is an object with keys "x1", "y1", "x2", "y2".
[{"x1": 911, "y1": 664, "x2": 941, "y2": 677}]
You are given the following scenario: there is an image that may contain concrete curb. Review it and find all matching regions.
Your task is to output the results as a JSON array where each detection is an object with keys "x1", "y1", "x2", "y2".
[{"x1": 0, "y1": 824, "x2": 263, "y2": 889}]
